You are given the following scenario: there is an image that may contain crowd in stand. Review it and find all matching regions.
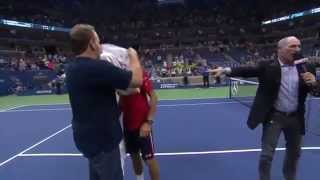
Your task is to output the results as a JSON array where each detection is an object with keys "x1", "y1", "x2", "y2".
[
  {"x1": 0, "y1": 53, "x2": 67, "y2": 72},
  {"x1": 0, "y1": 0, "x2": 320, "y2": 79},
  {"x1": 1, "y1": 40, "x2": 320, "y2": 79}
]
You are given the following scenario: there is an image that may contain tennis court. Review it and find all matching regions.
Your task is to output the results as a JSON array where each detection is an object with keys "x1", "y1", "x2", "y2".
[{"x1": 1, "y1": 83, "x2": 320, "y2": 180}]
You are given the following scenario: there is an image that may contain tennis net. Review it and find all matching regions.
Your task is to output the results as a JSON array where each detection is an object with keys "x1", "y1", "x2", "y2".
[{"x1": 229, "y1": 77, "x2": 258, "y2": 107}]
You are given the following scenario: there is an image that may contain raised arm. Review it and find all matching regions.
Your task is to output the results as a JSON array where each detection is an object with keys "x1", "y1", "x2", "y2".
[{"x1": 127, "y1": 48, "x2": 143, "y2": 88}]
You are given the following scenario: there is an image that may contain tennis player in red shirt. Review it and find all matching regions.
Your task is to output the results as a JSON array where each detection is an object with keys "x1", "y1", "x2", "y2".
[{"x1": 119, "y1": 71, "x2": 160, "y2": 180}]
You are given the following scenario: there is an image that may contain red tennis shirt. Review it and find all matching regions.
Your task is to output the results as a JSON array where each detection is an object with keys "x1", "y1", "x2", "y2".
[{"x1": 120, "y1": 71, "x2": 153, "y2": 131}]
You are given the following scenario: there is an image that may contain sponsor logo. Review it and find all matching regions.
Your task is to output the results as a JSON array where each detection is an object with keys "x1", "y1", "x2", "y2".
[
  {"x1": 36, "y1": 90, "x2": 52, "y2": 94},
  {"x1": 160, "y1": 83, "x2": 178, "y2": 89}
]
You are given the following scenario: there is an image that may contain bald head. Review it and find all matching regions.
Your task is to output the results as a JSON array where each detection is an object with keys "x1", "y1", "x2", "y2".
[
  {"x1": 277, "y1": 36, "x2": 301, "y2": 64},
  {"x1": 277, "y1": 36, "x2": 299, "y2": 49}
]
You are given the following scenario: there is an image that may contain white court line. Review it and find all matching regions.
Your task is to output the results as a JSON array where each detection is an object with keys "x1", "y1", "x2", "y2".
[
  {"x1": 0, "y1": 101, "x2": 254, "y2": 113},
  {"x1": 0, "y1": 124, "x2": 72, "y2": 167},
  {"x1": 2, "y1": 96, "x2": 319, "y2": 112},
  {"x1": 1, "y1": 105, "x2": 25, "y2": 112},
  {"x1": 0, "y1": 97, "x2": 226, "y2": 111},
  {"x1": 17, "y1": 146, "x2": 320, "y2": 157},
  {"x1": 1, "y1": 108, "x2": 72, "y2": 112},
  {"x1": 0, "y1": 97, "x2": 225, "y2": 111},
  {"x1": 6, "y1": 97, "x2": 320, "y2": 112},
  {"x1": 0, "y1": 104, "x2": 43, "y2": 112},
  {"x1": 158, "y1": 101, "x2": 252, "y2": 107},
  {"x1": 159, "y1": 96, "x2": 229, "y2": 101},
  {"x1": 0, "y1": 105, "x2": 33, "y2": 112},
  {"x1": 0, "y1": 99, "x2": 226, "y2": 112},
  {"x1": 0, "y1": 103, "x2": 70, "y2": 112}
]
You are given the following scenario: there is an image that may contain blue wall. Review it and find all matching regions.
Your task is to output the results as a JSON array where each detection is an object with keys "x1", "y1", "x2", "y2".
[{"x1": 0, "y1": 70, "x2": 58, "y2": 96}]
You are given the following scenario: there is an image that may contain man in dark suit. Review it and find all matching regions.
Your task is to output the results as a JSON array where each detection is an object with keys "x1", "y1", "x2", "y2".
[
  {"x1": 212, "y1": 36, "x2": 320, "y2": 180},
  {"x1": 66, "y1": 24, "x2": 142, "y2": 180}
]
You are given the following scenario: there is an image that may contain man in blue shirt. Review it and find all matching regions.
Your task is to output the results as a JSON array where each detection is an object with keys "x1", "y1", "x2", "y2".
[{"x1": 66, "y1": 24, "x2": 142, "y2": 180}]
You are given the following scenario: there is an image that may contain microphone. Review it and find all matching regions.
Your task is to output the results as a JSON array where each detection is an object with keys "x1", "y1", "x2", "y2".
[
  {"x1": 293, "y1": 53, "x2": 308, "y2": 73},
  {"x1": 293, "y1": 53, "x2": 314, "y2": 86}
]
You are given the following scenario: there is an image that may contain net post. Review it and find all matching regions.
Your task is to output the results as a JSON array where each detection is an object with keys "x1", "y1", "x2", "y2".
[{"x1": 229, "y1": 78, "x2": 232, "y2": 99}]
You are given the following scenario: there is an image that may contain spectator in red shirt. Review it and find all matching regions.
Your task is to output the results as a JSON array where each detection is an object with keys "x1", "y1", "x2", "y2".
[{"x1": 119, "y1": 71, "x2": 160, "y2": 180}]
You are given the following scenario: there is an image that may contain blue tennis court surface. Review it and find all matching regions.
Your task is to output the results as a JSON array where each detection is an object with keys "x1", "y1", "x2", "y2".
[{"x1": 0, "y1": 98, "x2": 320, "y2": 180}]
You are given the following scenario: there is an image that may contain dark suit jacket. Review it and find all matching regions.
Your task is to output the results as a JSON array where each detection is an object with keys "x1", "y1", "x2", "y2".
[{"x1": 229, "y1": 60, "x2": 319, "y2": 134}]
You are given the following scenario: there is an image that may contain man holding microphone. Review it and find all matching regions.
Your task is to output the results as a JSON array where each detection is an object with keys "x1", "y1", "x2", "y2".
[{"x1": 212, "y1": 36, "x2": 320, "y2": 180}]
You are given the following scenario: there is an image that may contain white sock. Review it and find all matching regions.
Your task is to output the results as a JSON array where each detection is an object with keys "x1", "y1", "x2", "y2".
[
  {"x1": 119, "y1": 138, "x2": 126, "y2": 176},
  {"x1": 136, "y1": 174, "x2": 144, "y2": 180}
]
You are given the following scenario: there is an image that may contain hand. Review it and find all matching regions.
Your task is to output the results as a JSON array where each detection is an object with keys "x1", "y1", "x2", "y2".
[
  {"x1": 301, "y1": 72, "x2": 316, "y2": 85},
  {"x1": 210, "y1": 67, "x2": 224, "y2": 78},
  {"x1": 128, "y1": 48, "x2": 138, "y2": 61},
  {"x1": 139, "y1": 122, "x2": 152, "y2": 137}
]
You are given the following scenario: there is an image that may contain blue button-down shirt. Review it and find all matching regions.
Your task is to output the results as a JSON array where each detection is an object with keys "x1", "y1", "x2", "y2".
[{"x1": 274, "y1": 60, "x2": 299, "y2": 113}]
